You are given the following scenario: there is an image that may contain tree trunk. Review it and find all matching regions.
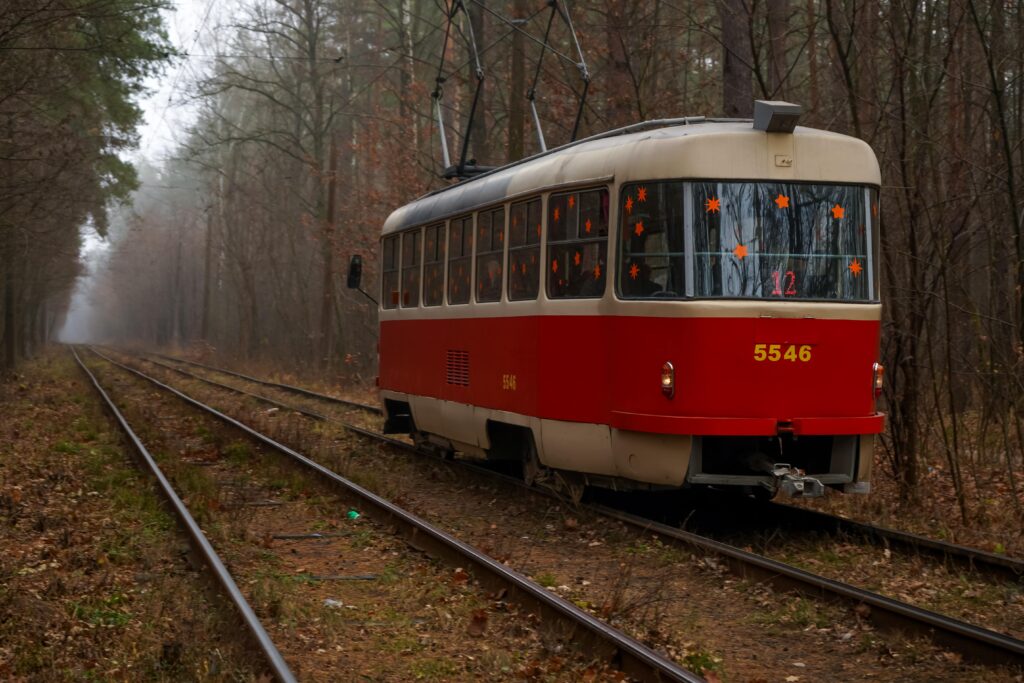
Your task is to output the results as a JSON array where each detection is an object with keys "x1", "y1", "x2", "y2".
[
  {"x1": 507, "y1": 0, "x2": 526, "y2": 161},
  {"x1": 719, "y1": 0, "x2": 753, "y2": 117},
  {"x1": 3, "y1": 249, "x2": 15, "y2": 371},
  {"x1": 201, "y1": 207, "x2": 214, "y2": 344},
  {"x1": 470, "y1": 0, "x2": 488, "y2": 164},
  {"x1": 767, "y1": 0, "x2": 789, "y2": 98},
  {"x1": 606, "y1": 0, "x2": 632, "y2": 124},
  {"x1": 319, "y1": 135, "x2": 339, "y2": 368}
]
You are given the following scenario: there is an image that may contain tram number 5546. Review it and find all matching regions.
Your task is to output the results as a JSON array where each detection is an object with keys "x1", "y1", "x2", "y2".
[
  {"x1": 501, "y1": 374, "x2": 518, "y2": 391},
  {"x1": 753, "y1": 344, "x2": 812, "y2": 363}
]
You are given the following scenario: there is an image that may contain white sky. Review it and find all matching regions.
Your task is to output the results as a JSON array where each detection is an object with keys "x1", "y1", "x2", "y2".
[
  {"x1": 61, "y1": 0, "x2": 214, "y2": 341},
  {"x1": 134, "y1": 0, "x2": 216, "y2": 162}
]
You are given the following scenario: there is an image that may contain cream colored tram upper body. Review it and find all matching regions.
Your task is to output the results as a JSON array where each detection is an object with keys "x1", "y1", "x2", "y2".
[{"x1": 380, "y1": 121, "x2": 881, "y2": 323}]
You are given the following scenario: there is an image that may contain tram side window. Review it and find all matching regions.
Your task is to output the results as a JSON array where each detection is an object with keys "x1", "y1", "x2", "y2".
[
  {"x1": 448, "y1": 215, "x2": 473, "y2": 304},
  {"x1": 508, "y1": 198, "x2": 541, "y2": 300},
  {"x1": 382, "y1": 235, "x2": 400, "y2": 309},
  {"x1": 400, "y1": 229, "x2": 421, "y2": 307},
  {"x1": 619, "y1": 182, "x2": 687, "y2": 299},
  {"x1": 475, "y1": 207, "x2": 505, "y2": 302},
  {"x1": 422, "y1": 223, "x2": 445, "y2": 307},
  {"x1": 547, "y1": 188, "x2": 609, "y2": 299}
]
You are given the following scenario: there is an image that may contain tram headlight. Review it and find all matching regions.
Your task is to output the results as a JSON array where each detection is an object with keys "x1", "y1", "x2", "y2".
[
  {"x1": 661, "y1": 361, "x2": 675, "y2": 399},
  {"x1": 872, "y1": 362, "x2": 884, "y2": 398}
]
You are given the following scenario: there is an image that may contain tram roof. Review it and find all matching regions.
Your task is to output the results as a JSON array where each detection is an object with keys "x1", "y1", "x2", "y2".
[{"x1": 382, "y1": 119, "x2": 881, "y2": 235}]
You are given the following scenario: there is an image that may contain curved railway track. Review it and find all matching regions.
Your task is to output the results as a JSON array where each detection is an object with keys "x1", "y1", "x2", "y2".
[
  {"x1": 82, "y1": 347, "x2": 703, "y2": 683},
  {"x1": 123, "y1": 348, "x2": 1024, "y2": 669}
]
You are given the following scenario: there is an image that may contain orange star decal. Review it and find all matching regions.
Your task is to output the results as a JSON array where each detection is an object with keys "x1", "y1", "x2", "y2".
[
  {"x1": 568, "y1": 195, "x2": 575, "y2": 209},
  {"x1": 637, "y1": 187, "x2": 648, "y2": 202},
  {"x1": 634, "y1": 220, "x2": 645, "y2": 237},
  {"x1": 553, "y1": 207, "x2": 560, "y2": 222},
  {"x1": 629, "y1": 263, "x2": 640, "y2": 280},
  {"x1": 573, "y1": 251, "x2": 581, "y2": 266},
  {"x1": 552, "y1": 259, "x2": 559, "y2": 273},
  {"x1": 774, "y1": 194, "x2": 790, "y2": 209},
  {"x1": 625, "y1": 196, "x2": 634, "y2": 214},
  {"x1": 706, "y1": 197, "x2": 721, "y2": 213},
  {"x1": 593, "y1": 264, "x2": 601, "y2": 279},
  {"x1": 848, "y1": 258, "x2": 863, "y2": 276},
  {"x1": 733, "y1": 244, "x2": 748, "y2": 260},
  {"x1": 831, "y1": 204, "x2": 845, "y2": 220},
  {"x1": 584, "y1": 218, "x2": 592, "y2": 233}
]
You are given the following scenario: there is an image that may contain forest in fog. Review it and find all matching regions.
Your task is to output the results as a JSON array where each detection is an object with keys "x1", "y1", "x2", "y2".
[{"x1": 3, "y1": 0, "x2": 1024, "y2": 509}]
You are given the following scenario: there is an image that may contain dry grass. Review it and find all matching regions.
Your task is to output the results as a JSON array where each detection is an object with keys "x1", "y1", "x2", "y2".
[
  {"x1": 86, "y1": 349, "x2": 635, "y2": 681},
  {"x1": 0, "y1": 352, "x2": 262, "y2": 681},
  {"x1": 791, "y1": 443, "x2": 1024, "y2": 558},
  {"x1": 118, "y1": 350, "x2": 1024, "y2": 682}
]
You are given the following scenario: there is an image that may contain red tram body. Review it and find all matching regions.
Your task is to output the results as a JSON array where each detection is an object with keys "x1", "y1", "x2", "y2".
[{"x1": 375, "y1": 108, "x2": 883, "y2": 498}]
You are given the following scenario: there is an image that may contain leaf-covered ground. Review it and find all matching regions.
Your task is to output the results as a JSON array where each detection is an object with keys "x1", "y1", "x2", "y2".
[
  {"x1": 117, "y1": 348, "x2": 1024, "y2": 682},
  {"x1": 80, "y1": 349, "x2": 629, "y2": 682},
  {"x1": 0, "y1": 352, "x2": 262, "y2": 680}
]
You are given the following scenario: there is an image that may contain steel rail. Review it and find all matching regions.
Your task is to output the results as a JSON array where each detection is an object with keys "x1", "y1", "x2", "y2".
[
  {"x1": 70, "y1": 347, "x2": 297, "y2": 683},
  {"x1": 142, "y1": 355, "x2": 338, "y2": 422},
  {"x1": 418, "y1": 463, "x2": 1024, "y2": 667},
  {"x1": 87, "y1": 347, "x2": 702, "y2": 683},
  {"x1": 149, "y1": 351, "x2": 1024, "y2": 583},
  {"x1": 593, "y1": 505, "x2": 1024, "y2": 667},
  {"x1": 107, "y1": 348, "x2": 1024, "y2": 668},
  {"x1": 763, "y1": 501, "x2": 1024, "y2": 582},
  {"x1": 150, "y1": 352, "x2": 382, "y2": 414},
  {"x1": 123, "y1": 352, "x2": 410, "y2": 456}
]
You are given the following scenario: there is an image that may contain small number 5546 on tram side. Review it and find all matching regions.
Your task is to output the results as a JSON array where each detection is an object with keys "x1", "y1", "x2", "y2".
[{"x1": 365, "y1": 102, "x2": 884, "y2": 499}]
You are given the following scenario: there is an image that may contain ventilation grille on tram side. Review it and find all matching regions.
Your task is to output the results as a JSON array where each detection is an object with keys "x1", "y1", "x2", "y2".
[{"x1": 446, "y1": 350, "x2": 470, "y2": 386}]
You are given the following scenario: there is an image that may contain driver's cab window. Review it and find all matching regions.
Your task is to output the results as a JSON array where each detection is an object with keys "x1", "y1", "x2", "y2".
[{"x1": 618, "y1": 182, "x2": 686, "y2": 299}]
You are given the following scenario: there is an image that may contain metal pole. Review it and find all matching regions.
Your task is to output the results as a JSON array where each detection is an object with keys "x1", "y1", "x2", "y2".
[
  {"x1": 529, "y1": 97, "x2": 547, "y2": 152},
  {"x1": 434, "y1": 95, "x2": 452, "y2": 168}
]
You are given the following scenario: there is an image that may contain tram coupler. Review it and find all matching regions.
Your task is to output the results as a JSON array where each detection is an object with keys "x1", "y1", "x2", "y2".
[{"x1": 771, "y1": 463, "x2": 825, "y2": 498}]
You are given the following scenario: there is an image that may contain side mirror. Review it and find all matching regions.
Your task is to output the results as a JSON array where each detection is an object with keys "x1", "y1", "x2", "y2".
[{"x1": 347, "y1": 254, "x2": 363, "y2": 289}]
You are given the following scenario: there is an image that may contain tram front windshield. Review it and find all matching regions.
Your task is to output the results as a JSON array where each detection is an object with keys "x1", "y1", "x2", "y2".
[{"x1": 619, "y1": 181, "x2": 878, "y2": 302}]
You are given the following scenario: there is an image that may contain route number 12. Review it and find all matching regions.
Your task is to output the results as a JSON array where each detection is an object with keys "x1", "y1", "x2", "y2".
[{"x1": 771, "y1": 271, "x2": 797, "y2": 297}]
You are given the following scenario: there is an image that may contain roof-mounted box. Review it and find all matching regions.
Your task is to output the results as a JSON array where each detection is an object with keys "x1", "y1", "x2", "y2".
[{"x1": 753, "y1": 100, "x2": 802, "y2": 133}]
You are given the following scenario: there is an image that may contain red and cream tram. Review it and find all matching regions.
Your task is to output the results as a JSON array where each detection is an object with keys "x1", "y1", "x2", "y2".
[{"x1": 365, "y1": 102, "x2": 883, "y2": 498}]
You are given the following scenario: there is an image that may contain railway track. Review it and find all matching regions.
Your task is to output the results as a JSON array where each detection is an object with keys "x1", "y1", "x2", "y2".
[
  {"x1": 151, "y1": 352, "x2": 382, "y2": 415},
  {"x1": 70, "y1": 347, "x2": 297, "y2": 683},
  {"x1": 81, "y1": 347, "x2": 703, "y2": 683},
  {"x1": 128, "y1": 348, "x2": 1024, "y2": 669},
  {"x1": 150, "y1": 350, "x2": 1024, "y2": 583}
]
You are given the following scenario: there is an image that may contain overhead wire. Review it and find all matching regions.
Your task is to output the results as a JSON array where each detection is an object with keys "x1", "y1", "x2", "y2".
[
  {"x1": 144, "y1": 0, "x2": 219, "y2": 157},
  {"x1": 144, "y1": 0, "x2": 594, "y2": 181}
]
